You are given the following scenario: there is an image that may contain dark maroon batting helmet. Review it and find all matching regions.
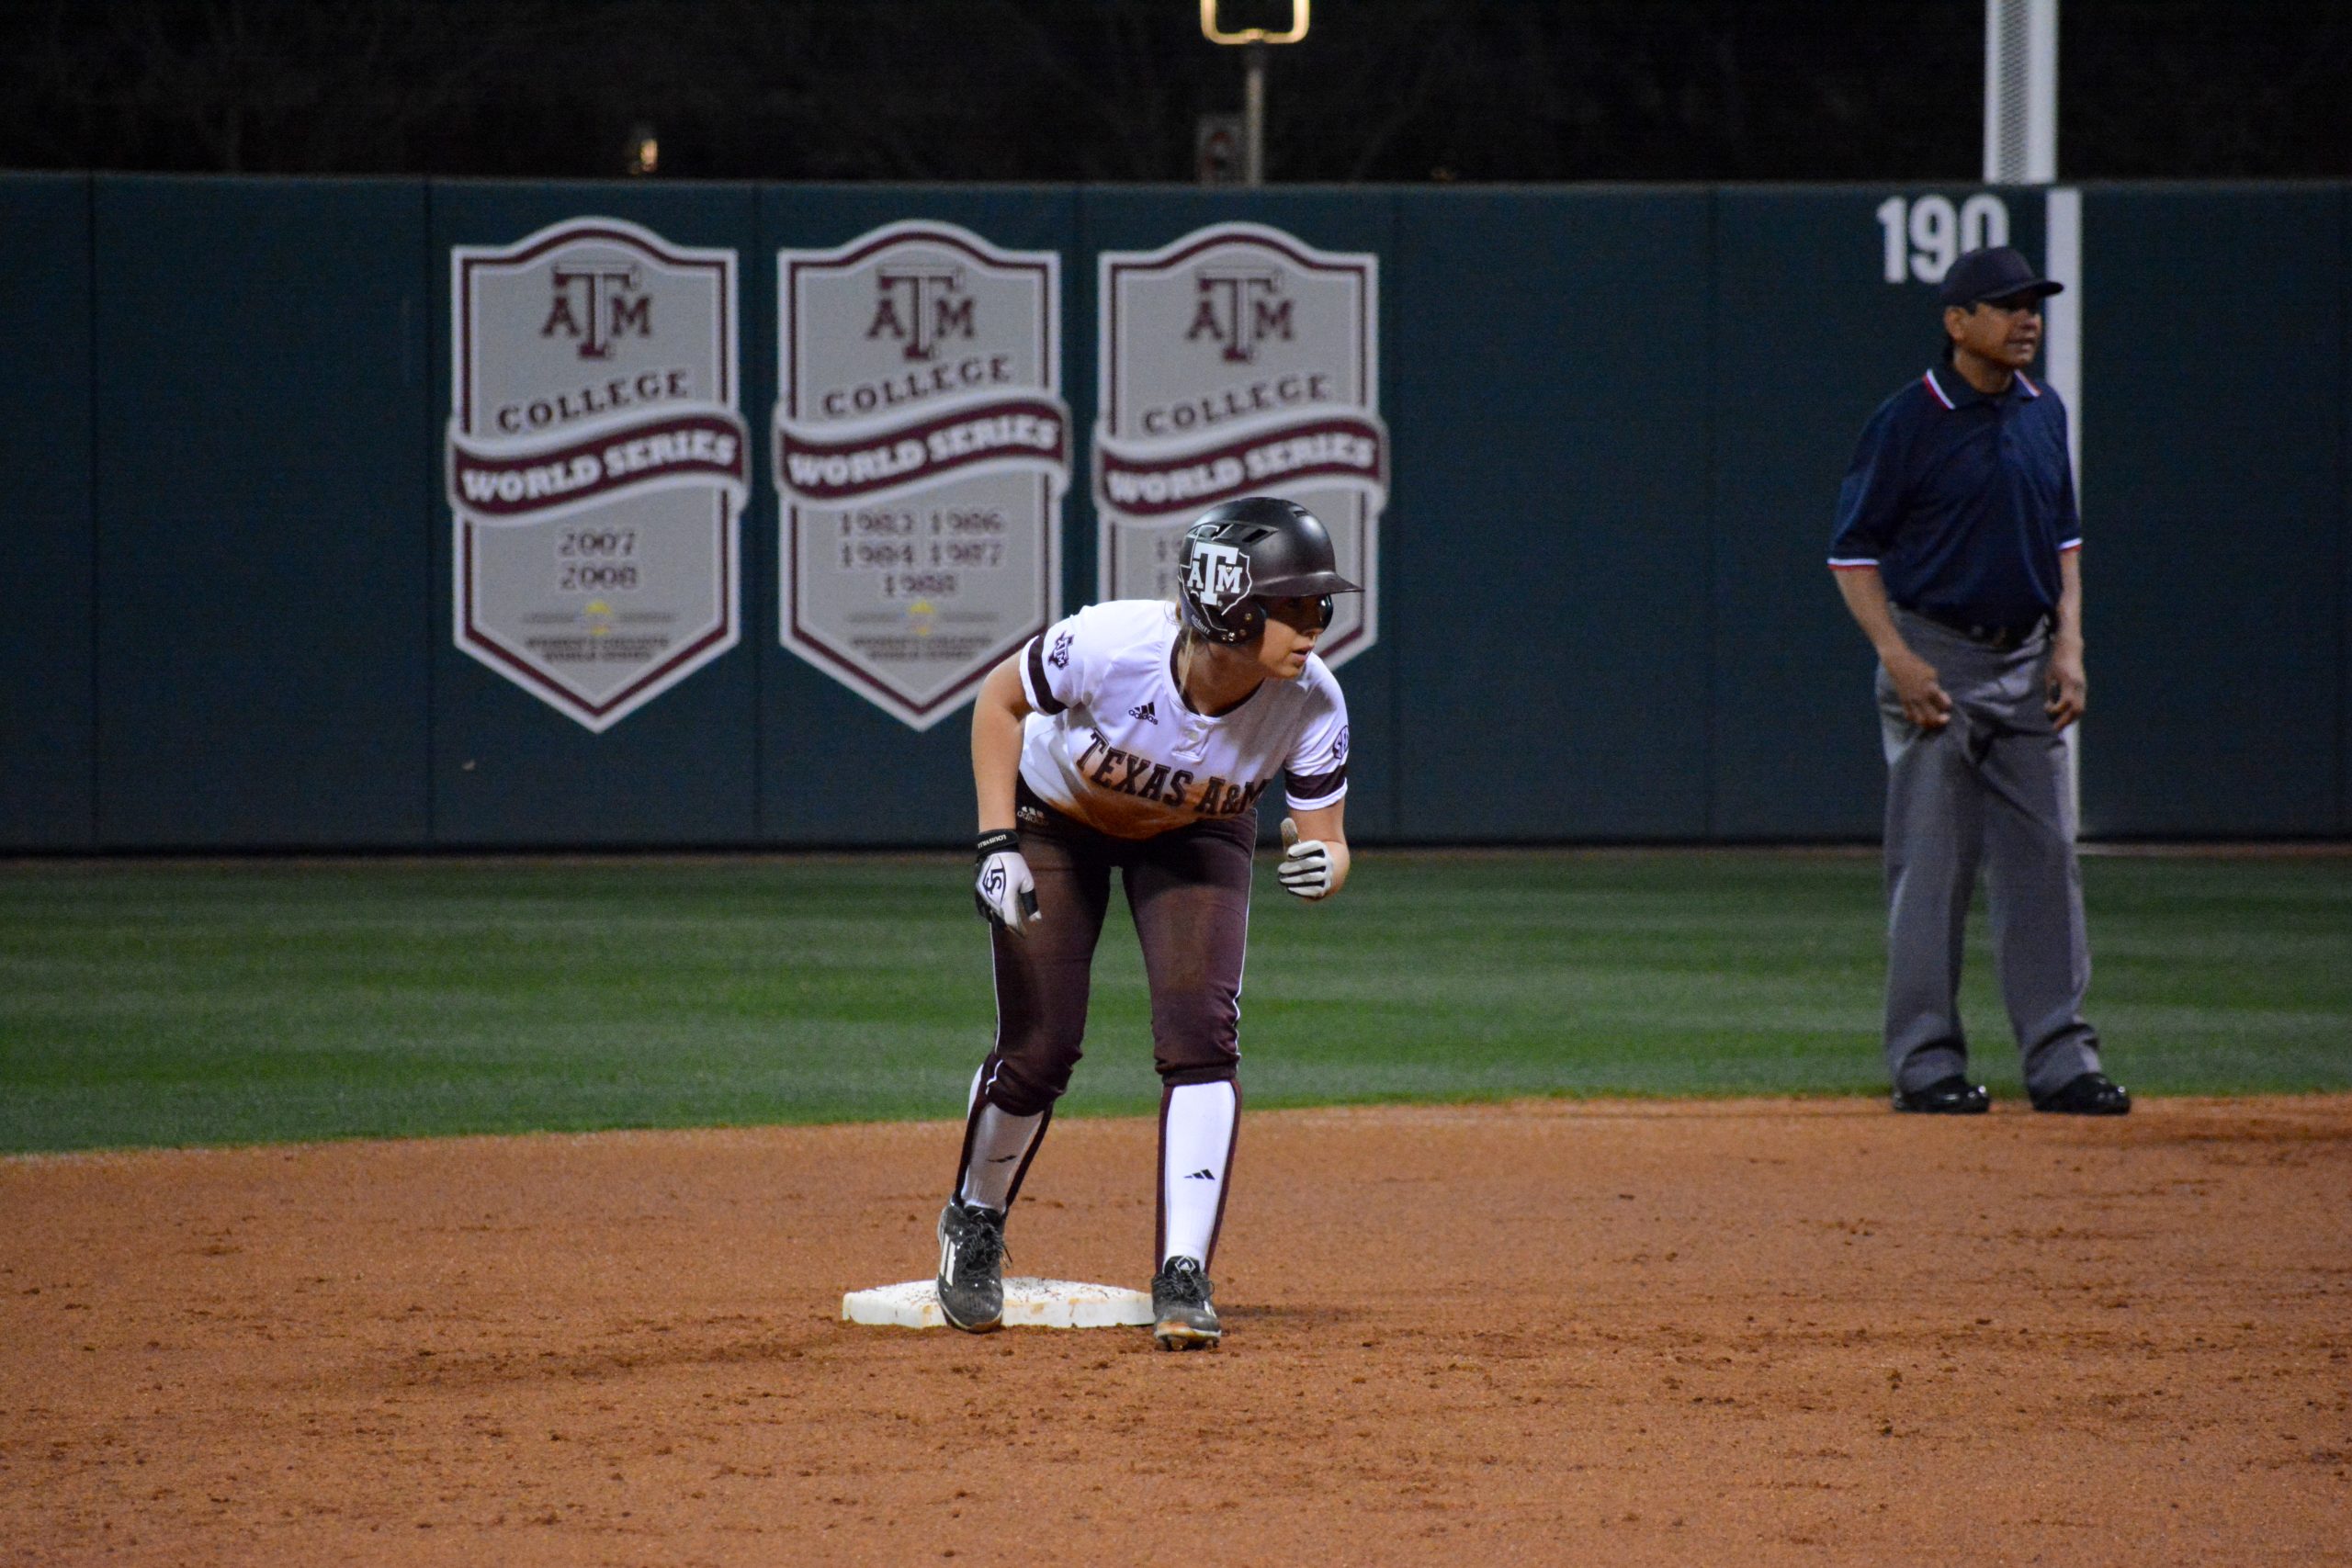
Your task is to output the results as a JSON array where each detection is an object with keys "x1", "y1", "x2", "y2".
[{"x1": 1175, "y1": 496, "x2": 1361, "y2": 646}]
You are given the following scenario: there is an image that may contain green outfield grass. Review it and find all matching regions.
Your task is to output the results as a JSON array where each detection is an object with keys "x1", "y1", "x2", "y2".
[{"x1": 0, "y1": 850, "x2": 2345, "y2": 1153}]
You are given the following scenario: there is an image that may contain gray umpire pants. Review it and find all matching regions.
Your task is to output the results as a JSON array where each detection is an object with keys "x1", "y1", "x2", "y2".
[{"x1": 1878, "y1": 609, "x2": 2103, "y2": 1098}]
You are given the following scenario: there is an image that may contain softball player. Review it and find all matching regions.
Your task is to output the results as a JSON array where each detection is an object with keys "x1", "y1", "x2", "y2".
[{"x1": 938, "y1": 494, "x2": 1359, "y2": 1349}]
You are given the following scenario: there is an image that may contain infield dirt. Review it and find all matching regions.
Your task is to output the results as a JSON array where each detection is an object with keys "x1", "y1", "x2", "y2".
[{"x1": 6, "y1": 1096, "x2": 2348, "y2": 1566}]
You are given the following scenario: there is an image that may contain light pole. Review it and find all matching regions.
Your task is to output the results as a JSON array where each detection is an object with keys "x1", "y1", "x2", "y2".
[{"x1": 1199, "y1": 1, "x2": 1311, "y2": 187}]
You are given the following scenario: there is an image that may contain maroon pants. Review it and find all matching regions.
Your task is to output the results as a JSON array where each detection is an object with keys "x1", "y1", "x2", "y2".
[{"x1": 971, "y1": 787, "x2": 1258, "y2": 1121}]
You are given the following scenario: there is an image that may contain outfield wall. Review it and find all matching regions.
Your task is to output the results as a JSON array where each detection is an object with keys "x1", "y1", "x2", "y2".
[{"x1": 4, "y1": 175, "x2": 2345, "y2": 848}]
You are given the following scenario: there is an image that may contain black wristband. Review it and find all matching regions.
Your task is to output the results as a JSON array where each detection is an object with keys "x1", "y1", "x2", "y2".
[{"x1": 975, "y1": 829, "x2": 1020, "y2": 861}]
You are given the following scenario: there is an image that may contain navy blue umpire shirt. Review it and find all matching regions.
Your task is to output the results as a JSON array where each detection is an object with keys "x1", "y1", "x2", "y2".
[{"x1": 1828, "y1": 363, "x2": 2079, "y2": 630}]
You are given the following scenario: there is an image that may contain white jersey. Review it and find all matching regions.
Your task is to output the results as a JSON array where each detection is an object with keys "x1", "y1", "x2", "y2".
[{"x1": 1016, "y1": 600, "x2": 1350, "y2": 840}]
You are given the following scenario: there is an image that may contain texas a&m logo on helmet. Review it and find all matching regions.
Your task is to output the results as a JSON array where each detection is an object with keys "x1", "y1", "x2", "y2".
[{"x1": 1182, "y1": 531, "x2": 1251, "y2": 610}]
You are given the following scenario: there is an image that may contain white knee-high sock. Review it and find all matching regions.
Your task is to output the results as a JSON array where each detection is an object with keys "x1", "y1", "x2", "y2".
[
  {"x1": 958, "y1": 1103, "x2": 1045, "y2": 1213},
  {"x1": 1159, "y1": 1080, "x2": 1237, "y2": 1267}
]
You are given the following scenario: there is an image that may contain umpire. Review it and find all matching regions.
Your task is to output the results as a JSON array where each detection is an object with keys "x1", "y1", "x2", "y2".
[{"x1": 1828, "y1": 244, "x2": 2128, "y2": 1116}]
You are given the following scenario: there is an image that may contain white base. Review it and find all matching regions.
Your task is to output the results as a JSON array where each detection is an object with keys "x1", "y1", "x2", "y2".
[{"x1": 842, "y1": 1278, "x2": 1154, "y2": 1330}]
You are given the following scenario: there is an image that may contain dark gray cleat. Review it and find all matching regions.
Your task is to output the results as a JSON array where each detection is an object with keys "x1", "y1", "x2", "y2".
[
  {"x1": 1149, "y1": 1256, "x2": 1222, "y2": 1350},
  {"x1": 936, "y1": 1201, "x2": 1007, "y2": 1333}
]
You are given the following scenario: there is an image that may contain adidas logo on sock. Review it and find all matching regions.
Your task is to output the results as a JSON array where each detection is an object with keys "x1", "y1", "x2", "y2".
[
  {"x1": 1128, "y1": 699, "x2": 1159, "y2": 723},
  {"x1": 1183, "y1": 1168, "x2": 1216, "y2": 1180}
]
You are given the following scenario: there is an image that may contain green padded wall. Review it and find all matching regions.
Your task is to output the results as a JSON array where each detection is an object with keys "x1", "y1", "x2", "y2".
[
  {"x1": 1, "y1": 175, "x2": 95, "y2": 849},
  {"x1": 92, "y1": 176, "x2": 434, "y2": 847},
  {"x1": 2076, "y1": 186, "x2": 2344, "y2": 836}
]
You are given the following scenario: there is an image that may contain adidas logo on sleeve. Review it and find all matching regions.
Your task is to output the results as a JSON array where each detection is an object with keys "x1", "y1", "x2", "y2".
[{"x1": 1127, "y1": 699, "x2": 1158, "y2": 724}]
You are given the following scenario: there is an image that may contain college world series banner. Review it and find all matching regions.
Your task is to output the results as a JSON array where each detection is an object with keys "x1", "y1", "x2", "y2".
[
  {"x1": 1094, "y1": 221, "x2": 1385, "y2": 667},
  {"x1": 447, "y1": 217, "x2": 748, "y2": 732},
  {"x1": 775, "y1": 221, "x2": 1070, "y2": 730}
]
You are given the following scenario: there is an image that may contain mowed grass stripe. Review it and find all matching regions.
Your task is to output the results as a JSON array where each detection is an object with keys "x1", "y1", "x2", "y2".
[{"x1": 0, "y1": 852, "x2": 2344, "y2": 1152}]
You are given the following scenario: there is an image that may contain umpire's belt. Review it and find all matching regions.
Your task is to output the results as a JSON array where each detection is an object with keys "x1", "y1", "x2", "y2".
[{"x1": 1901, "y1": 604, "x2": 2049, "y2": 651}]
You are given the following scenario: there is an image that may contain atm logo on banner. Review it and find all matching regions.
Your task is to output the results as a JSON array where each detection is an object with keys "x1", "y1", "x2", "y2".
[
  {"x1": 1095, "y1": 222, "x2": 1385, "y2": 667},
  {"x1": 538, "y1": 262, "x2": 650, "y2": 358},
  {"x1": 1187, "y1": 265, "x2": 1292, "y2": 362},
  {"x1": 864, "y1": 262, "x2": 976, "y2": 361},
  {"x1": 447, "y1": 217, "x2": 748, "y2": 732}
]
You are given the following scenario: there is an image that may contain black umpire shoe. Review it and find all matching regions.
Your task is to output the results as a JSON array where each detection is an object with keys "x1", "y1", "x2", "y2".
[
  {"x1": 2031, "y1": 1072, "x2": 2132, "y2": 1115},
  {"x1": 935, "y1": 1201, "x2": 1007, "y2": 1333},
  {"x1": 1893, "y1": 1075, "x2": 1991, "y2": 1114},
  {"x1": 1150, "y1": 1256, "x2": 1222, "y2": 1350}
]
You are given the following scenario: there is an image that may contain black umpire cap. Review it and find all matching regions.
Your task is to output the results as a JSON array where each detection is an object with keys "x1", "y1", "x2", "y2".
[{"x1": 1939, "y1": 245, "x2": 2064, "y2": 308}]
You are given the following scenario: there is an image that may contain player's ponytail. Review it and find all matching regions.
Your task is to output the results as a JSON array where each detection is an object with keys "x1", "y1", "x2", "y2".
[{"x1": 1174, "y1": 620, "x2": 1198, "y2": 700}]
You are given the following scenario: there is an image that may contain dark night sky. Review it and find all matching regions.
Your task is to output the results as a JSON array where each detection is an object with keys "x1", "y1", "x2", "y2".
[{"x1": 5, "y1": 0, "x2": 2346, "y2": 185}]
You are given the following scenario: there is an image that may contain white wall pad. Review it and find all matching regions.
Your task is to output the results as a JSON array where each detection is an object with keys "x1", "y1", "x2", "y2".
[{"x1": 842, "y1": 1278, "x2": 1154, "y2": 1330}]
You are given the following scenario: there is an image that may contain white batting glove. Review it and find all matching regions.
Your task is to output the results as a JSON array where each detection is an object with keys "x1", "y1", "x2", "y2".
[
  {"x1": 973, "y1": 829, "x2": 1042, "y2": 934},
  {"x1": 1277, "y1": 818, "x2": 1336, "y2": 901}
]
